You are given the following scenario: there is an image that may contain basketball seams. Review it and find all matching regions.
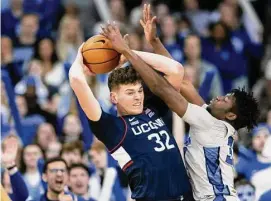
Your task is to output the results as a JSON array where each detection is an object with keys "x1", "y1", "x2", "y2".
[
  {"x1": 82, "y1": 48, "x2": 119, "y2": 54},
  {"x1": 83, "y1": 54, "x2": 120, "y2": 65}
]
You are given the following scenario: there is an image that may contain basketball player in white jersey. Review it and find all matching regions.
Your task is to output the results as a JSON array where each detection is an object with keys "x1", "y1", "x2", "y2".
[{"x1": 123, "y1": 4, "x2": 259, "y2": 201}]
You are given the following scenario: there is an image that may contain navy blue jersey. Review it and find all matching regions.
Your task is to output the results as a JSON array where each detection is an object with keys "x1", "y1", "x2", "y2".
[{"x1": 89, "y1": 95, "x2": 192, "y2": 201}]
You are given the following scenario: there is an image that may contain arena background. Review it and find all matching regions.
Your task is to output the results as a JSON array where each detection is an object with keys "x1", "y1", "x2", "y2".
[{"x1": 1, "y1": 0, "x2": 271, "y2": 201}]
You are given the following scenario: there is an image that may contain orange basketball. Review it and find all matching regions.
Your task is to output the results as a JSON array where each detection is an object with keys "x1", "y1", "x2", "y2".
[{"x1": 81, "y1": 35, "x2": 120, "y2": 74}]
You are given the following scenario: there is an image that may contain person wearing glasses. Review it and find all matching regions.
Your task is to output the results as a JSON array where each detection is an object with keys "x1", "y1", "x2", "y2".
[{"x1": 41, "y1": 157, "x2": 85, "y2": 201}]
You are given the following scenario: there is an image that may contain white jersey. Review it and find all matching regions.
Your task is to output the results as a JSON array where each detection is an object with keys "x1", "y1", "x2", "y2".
[{"x1": 182, "y1": 103, "x2": 239, "y2": 201}]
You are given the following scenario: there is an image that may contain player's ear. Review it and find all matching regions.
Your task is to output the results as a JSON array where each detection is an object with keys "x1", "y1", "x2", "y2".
[
  {"x1": 225, "y1": 112, "x2": 237, "y2": 121},
  {"x1": 110, "y1": 92, "x2": 118, "y2": 104}
]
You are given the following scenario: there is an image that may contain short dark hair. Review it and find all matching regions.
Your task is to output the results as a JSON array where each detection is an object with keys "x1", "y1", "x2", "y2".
[
  {"x1": 231, "y1": 88, "x2": 259, "y2": 131},
  {"x1": 43, "y1": 157, "x2": 68, "y2": 173},
  {"x1": 108, "y1": 66, "x2": 142, "y2": 91},
  {"x1": 69, "y1": 163, "x2": 90, "y2": 177}
]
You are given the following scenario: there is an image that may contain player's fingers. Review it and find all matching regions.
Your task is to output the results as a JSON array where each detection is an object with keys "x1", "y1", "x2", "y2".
[
  {"x1": 112, "y1": 21, "x2": 118, "y2": 32},
  {"x1": 78, "y1": 43, "x2": 85, "y2": 53},
  {"x1": 124, "y1": 34, "x2": 130, "y2": 46},
  {"x1": 151, "y1": 16, "x2": 157, "y2": 25},
  {"x1": 140, "y1": 19, "x2": 146, "y2": 28},
  {"x1": 147, "y1": 4, "x2": 151, "y2": 21},
  {"x1": 143, "y1": 4, "x2": 147, "y2": 23},
  {"x1": 101, "y1": 26, "x2": 109, "y2": 37},
  {"x1": 107, "y1": 21, "x2": 114, "y2": 33}
]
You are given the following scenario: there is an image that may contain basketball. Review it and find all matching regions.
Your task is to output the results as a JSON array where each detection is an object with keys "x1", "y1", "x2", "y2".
[{"x1": 81, "y1": 35, "x2": 120, "y2": 74}]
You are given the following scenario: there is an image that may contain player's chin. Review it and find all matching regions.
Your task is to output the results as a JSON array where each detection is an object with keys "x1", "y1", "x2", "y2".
[{"x1": 130, "y1": 107, "x2": 143, "y2": 115}]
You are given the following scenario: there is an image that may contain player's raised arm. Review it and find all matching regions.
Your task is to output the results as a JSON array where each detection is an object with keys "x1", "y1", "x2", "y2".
[
  {"x1": 140, "y1": 4, "x2": 172, "y2": 59},
  {"x1": 69, "y1": 44, "x2": 102, "y2": 121},
  {"x1": 101, "y1": 23, "x2": 188, "y2": 117},
  {"x1": 132, "y1": 50, "x2": 183, "y2": 91}
]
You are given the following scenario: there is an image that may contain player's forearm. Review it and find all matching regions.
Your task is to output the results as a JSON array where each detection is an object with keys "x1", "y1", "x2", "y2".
[
  {"x1": 132, "y1": 50, "x2": 183, "y2": 76},
  {"x1": 123, "y1": 48, "x2": 166, "y2": 94},
  {"x1": 149, "y1": 37, "x2": 173, "y2": 59},
  {"x1": 179, "y1": 80, "x2": 205, "y2": 106}
]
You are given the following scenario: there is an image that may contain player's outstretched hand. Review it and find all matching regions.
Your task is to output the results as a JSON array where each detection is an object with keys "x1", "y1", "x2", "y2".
[
  {"x1": 140, "y1": 4, "x2": 157, "y2": 43},
  {"x1": 73, "y1": 43, "x2": 95, "y2": 76},
  {"x1": 101, "y1": 22, "x2": 130, "y2": 54},
  {"x1": 2, "y1": 135, "x2": 18, "y2": 168}
]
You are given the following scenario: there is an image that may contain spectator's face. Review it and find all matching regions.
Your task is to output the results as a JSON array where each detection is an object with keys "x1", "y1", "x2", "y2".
[
  {"x1": 1, "y1": 37, "x2": 12, "y2": 57},
  {"x1": 39, "y1": 39, "x2": 54, "y2": 60},
  {"x1": 236, "y1": 184, "x2": 255, "y2": 201},
  {"x1": 15, "y1": 96, "x2": 28, "y2": 117},
  {"x1": 63, "y1": 115, "x2": 82, "y2": 137},
  {"x1": 184, "y1": 36, "x2": 201, "y2": 60},
  {"x1": 208, "y1": 93, "x2": 237, "y2": 121},
  {"x1": 64, "y1": 18, "x2": 80, "y2": 42},
  {"x1": 184, "y1": 0, "x2": 199, "y2": 11},
  {"x1": 11, "y1": 0, "x2": 22, "y2": 8},
  {"x1": 61, "y1": 150, "x2": 82, "y2": 166},
  {"x1": 46, "y1": 142, "x2": 62, "y2": 159},
  {"x1": 23, "y1": 145, "x2": 42, "y2": 169},
  {"x1": 184, "y1": 65, "x2": 197, "y2": 86},
  {"x1": 89, "y1": 150, "x2": 107, "y2": 169},
  {"x1": 21, "y1": 15, "x2": 39, "y2": 37},
  {"x1": 28, "y1": 60, "x2": 43, "y2": 77},
  {"x1": 252, "y1": 130, "x2": 269, "y2": 153},
  {"x1": 110, "y1": 0, "x2": 125, "y2": 20},
  {"x1": 37, "y1": 123, "x2": 57, "y2": 150},
  {"x1": 161, "y1": 16, "x2": 177, "y2": 38},
  {"x1": 43, "y1": 161, "x2": 68, "y2": 194},
  {"x1": 156, "y1": 4, "x2": 169, "y2": 22},
  {"x1": 110, "y1": 83, "x2": 144, "y2": 115},
  {"x1": 220, "y1": 4, "x2": 237, "y2": 28},
  {"x1": 69, "y1": 167, "x2": 89, "y2": 195},
  {"x1": 212, "y1": 24, "x2": 226, "y2": 42}
]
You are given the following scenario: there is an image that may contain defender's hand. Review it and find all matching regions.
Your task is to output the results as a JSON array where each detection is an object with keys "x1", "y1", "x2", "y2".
[
  {"x1": 101, "y1": 22, "x2": 130, "y2": 54},
  {"x1": 140, "y1": 4, "x2": 157, "y2": 43}
]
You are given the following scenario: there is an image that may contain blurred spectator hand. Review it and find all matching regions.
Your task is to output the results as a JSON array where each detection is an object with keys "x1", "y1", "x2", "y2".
[
  {"x1": 2, "y1": 136, "x2": 18, "y2": 168},
  {"x1": 140, "y1": 4, "x2": 157, "y2": 44}
]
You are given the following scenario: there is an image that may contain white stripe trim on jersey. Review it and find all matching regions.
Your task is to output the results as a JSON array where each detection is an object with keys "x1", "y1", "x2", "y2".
[{"x1": 111, "y1": 146, "x2": 131, "y2": 169}]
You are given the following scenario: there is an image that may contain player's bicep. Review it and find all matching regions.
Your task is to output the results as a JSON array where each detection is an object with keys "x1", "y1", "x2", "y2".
[
  {"x1": 70, "y1": 77, "x2": 102, "y2": 121},
  {"x1": 182, "y1": 103, "x2": 215, "y2": 129}
]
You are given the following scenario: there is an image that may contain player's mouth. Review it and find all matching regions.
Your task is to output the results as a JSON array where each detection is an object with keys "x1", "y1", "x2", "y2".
[{"x1": 133, "y1": 102, "x2": 141, "y2": 107}]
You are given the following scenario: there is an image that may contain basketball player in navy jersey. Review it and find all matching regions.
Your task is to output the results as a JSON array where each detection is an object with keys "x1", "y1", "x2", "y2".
[
  {"x1": 69, "y1": 41, "x2": 193, "y2": 200},
  {"x1": 100, "y1": 7, "x2": 259, "y2": 201}
]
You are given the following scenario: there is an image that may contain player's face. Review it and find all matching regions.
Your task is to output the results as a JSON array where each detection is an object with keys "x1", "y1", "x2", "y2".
[
  {"x1": 43, "y1": 161, "x2": 68, "y2": 194},
  {"x1": 69, "y1": 168, "x2": 89, "y2": 195},
  {"x1": 112, "y1": 82, "x2": 144, "y2": 115},
  {"x1": 208, "y1": 93, "x2": 237, "y2": 120}
]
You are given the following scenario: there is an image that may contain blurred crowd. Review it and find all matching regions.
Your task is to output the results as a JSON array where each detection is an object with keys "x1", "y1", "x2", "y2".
[{"x1": 1, "y1": 0, "x2": 271, "y2": 201}]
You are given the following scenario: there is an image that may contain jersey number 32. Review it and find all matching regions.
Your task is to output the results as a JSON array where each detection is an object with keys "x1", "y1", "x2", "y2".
[{"x1": 148, "y1": 130, "x2": 175, "y2": 152}]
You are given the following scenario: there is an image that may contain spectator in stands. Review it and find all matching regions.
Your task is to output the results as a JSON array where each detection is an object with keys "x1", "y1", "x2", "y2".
[
  {"x1": 2, "y1": 135, "x2": 29, "y2": 201},
  {"x1": 15, "y1": 95, "x2": 45, "y2": 145},
  {"x1": 89, "y1": 141, "x2": 126, "y2": 201},
  {"x1": 160, "y1": 15, "x2": 183, "y2": 63},
  {"x1": 20, "y1": 144, "x2": 44, "y2": 201},
  {"x1": 69, "y1": 163, "x2": 95, "y2": 201},
  {"x1": 34, "y1": 123, "x2": 58, "y2": 152},
  {"x1": 41, "y1": 157, "x2": 85, "y2": 201},
  {"x1": 235, "y1": 178, "x2": 255, "y2": 201},
  {"x1": 13, "y1": 13, "x2": 39, "y2": 63},
  {"x1": 1, "y1": 36, "x2": 23, "y2": 86},
  {"x1": 201, "y1": 21, "x2": 243, "y2": 93},
  {"x1": 154, "y1": 2, "x2": 169, "y2": 24},
  {"x1": 127, "y1": 32, "x2": 142, "y2": 51},
  {"x1": 183, "y1": 0, "x2": 212, "y2": 36},
  {"x1": 45, "y1": 141, "x2": 62, "y2": 160},
  {"x1": 1, "y1": 0, "x2": 23, "y2": 38},
  {"x1": 252, "y1": 60, "x2": 271, "y2": 121},
  {"x1": 56, "y1": 15, "x2": 83, "y2": 63},
  {"x1": 60, "y1": 141, "x2": 84, "y2": 167},
  {"x1": 237, "y1": 124, "x2": 271, "y2": 200},
  {"x1": 109, "y1": 0, "x2": 127, "y2": 25},
  {"x1": 62, "y1": 114, "x2": 82, "y2": 143},
  {"x1": 33, "y1": 37, "x2": 65, "y2": 93},
  {"x1": 183, "y1": 34, "x2": 223, "y2": 102}
]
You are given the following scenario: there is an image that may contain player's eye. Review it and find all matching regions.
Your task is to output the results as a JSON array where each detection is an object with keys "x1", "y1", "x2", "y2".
[{"x1": 127, "y1": 92, "x2": 134, "y2": 95}]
